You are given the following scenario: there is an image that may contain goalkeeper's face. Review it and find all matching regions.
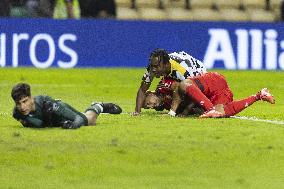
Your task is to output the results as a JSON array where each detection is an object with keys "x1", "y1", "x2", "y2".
[
  {"x1": 143, "y1": 92, "x2": 162, "y2": 109},
  {"x1": 15, "y1": 96, "x2": 35, "y2": 115}
]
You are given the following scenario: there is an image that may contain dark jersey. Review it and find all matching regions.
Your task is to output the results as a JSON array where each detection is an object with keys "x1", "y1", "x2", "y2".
[{"x1": 13, "y1": 95, "x2": 88, "y2": 128}]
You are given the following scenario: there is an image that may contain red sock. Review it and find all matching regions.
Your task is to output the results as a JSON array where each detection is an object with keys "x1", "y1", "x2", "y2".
[
  {"x1": 224, "y1": 95, "x2": 258, "y2": 116},
  {"x1": 186, "y1": 84, "x2": 214, "y2": 111}
]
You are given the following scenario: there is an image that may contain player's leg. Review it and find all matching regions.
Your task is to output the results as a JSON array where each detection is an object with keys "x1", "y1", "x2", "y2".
[
  {"x1": 223, "y1": 96, "x2": 259, "y2": 116},
  {"x1": 179, "y1": 79, "x2": 214, "y2": 112},
  {"x1": 84, "y1": 111, "x2": 99, "y2": 126},
  {"x1": 197, "y1": 72, "x2": 233, "y2": 118},
  {"x1": 202, "y1": 95, "x2": 258, "y2": 118},
  {"x1": 203, "y1": 88, "x2": 275, "y2": 117},
  {"x1": 83, "y1": 102, "x2": 122, "y2": 125},
  {"x1": 196, "y1": 73, "x2": 274, "y2": 118},
  {"x1": 84, "y1": 103, "x2": 104, "y2": 126},
  {"x1": 91, "y1": 102, "x2": 122, "y2": 114},
  {"x1": 223, "y1": 88, "x2": 275, "y2": 116}
]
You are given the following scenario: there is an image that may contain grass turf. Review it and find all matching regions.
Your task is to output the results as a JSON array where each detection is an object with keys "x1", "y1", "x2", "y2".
[{"x1": 0, "y1": 68, "x2": 284, "y2": 189}]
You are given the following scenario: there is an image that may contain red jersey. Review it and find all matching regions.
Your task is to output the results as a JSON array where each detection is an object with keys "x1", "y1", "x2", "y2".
[
  {"x1": 155, "y1": 72, "x2": 234, "y2": 111},
  {"x1": 191, "y1": 72, "x2": 233, "y2": 105},
  {"x1": 155, "y1": 77, "x2": 176, "y2": 110}
]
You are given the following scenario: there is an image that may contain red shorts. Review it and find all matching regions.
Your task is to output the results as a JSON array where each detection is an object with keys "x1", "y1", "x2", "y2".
[{"x1": 191, "y1": 72, "x2": 233, "y2": 105}]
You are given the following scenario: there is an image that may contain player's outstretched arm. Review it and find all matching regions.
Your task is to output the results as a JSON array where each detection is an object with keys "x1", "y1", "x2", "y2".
[
  {"x1": 133, "y1": 82, "x2": 151, "y2": 115},
  {"x1": 168, "y1": 82, "x2": 182, "y2": 116},
  {"x1": 21, "y1": 117, "x2": 44, "y2": 128}
]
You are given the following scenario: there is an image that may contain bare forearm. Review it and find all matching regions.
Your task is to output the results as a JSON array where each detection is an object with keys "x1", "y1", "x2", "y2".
[
  {"x1": 22, "y1": 117, "x2": 44, "y2": 128},
  {"x1": 171, "y1": 92, "x2": 181, "y2": 112},
  {"x1": 170, "y1": 82, "x2": 182, "y2": 113},
  {"x1": 134, "y1": 82, "x2": 150, "y2": 114},
  {"x1": 135, "y1": 90, "x2": 145, "y2": 113}
]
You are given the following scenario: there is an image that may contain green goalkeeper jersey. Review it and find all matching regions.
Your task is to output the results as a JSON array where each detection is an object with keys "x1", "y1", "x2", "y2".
[{"x1": 13, "y1": 95, "x2": 88, "y2": 128}]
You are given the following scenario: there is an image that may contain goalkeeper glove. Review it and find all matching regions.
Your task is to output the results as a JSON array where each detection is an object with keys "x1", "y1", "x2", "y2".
[{"x1": 61, "y1": 120, "x2": 80, "y2": 129}]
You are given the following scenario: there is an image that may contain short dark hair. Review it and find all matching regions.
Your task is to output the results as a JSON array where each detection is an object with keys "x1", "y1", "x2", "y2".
[
  {"x1": 11, "y1": 83, "x2": 31, "y2": 102},
  {"x1": 149, "y1": 48, "x2": 170, "y2": 65}
]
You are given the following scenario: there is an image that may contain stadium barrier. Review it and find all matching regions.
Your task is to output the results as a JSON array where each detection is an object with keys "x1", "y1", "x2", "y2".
[{"x1": 0, "y1": 18, "x2": 284, "y2": 70}]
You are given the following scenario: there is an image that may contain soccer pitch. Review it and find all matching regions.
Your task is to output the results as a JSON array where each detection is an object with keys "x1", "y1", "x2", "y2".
[{"x1": 0, "y1": 68, "x2": 284, "y2": 189}]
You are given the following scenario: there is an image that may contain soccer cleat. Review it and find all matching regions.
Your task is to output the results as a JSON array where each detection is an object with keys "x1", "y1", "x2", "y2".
[
  {"x1": 91, "y1": 102, "x2": 122, "y2": 114},
  {"x1": 199, "y1": 109, "x2": 225, "y2": 118},
  {"x1": 259, "y1": 88, "x2": 275, "y2": 104}
]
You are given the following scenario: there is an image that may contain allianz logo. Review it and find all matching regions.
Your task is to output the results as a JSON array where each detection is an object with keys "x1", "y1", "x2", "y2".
[{"x1": 204, "y1": 28, "x2": 284, "y2": 70}]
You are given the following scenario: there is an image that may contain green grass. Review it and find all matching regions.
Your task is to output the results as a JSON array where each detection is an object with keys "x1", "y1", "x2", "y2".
[{"x1": 0, "y1": 68, "x2": 284, "y2": 189}]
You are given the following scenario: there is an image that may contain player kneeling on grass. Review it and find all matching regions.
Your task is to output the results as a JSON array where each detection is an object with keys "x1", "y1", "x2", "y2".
[
  {"x1": 134, "y1": 48, "x2": 207, "y2": 116},
  {"x1": 11, "y1": 83, "x2": 122, "y2": 129},
  {"x1": 143, "y1": 72, "x2": 275, "y2": 118}
]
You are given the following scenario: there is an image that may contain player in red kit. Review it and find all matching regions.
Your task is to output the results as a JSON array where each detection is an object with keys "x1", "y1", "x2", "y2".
[
  {"x1": 143, "y1": 72, "x2": 275, "y2": 118},
  {"x1": 143, "y1": 77, "x2": 203, "y2": 116},
  {"x1": 134, "y1": 49, "x2": 207, "y2": 116}
]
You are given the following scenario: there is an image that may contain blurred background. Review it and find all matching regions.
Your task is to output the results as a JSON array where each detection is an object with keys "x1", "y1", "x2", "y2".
[
  {"x1": 1, "y1": 0, "x2": 284, "y2": 70},
  {"x1": 1, "y1": 0, "x2": 283, "y2": 22}
]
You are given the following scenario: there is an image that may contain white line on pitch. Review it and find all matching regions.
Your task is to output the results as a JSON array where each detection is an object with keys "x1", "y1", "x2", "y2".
[
  {"x1": 118, "y1": 113, "x2": 284, "y2": 125},
  {"x1": 231, "y1": 116, "x2": 284, "y2": 125}
]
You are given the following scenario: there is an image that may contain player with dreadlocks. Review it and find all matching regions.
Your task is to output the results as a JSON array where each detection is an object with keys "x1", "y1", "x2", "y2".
[
  {"x1": 133, "y1": 48, "x2": 207, "y2": 116},
  {"x1": 142, "y1": 72, "x2": 275, "y2": 118}
]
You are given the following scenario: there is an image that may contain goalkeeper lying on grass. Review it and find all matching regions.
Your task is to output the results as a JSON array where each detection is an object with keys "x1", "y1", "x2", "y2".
[
  {"x1": 143, "y1": 72, "x2": 275, "y2": 118},
  {"x1": 11, "y1": 83, "x2": 122, "y2": 129}
]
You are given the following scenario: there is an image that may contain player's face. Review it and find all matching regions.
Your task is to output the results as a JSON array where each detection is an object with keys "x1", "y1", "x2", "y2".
[
  {"x1": 16, "y1": 96, "x2": 34, "y2": 115},
  {"x1": 150, "y1": 56, "x2": 167, "y2": 78},
  {"x1": 144, "y1": 93, "x2": 162, "y2": 109}
]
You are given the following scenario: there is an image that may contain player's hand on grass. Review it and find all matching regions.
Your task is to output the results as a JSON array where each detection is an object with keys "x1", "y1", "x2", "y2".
[
  {"x1": 168, "y1": 109, "x2": 176, "y2": 117},
  {"x1": 132, "y1": 112, "x2": 140, "y2": 116},
  {"x1": 61, "y1": 120, "x2": 79, "y2": 129}
]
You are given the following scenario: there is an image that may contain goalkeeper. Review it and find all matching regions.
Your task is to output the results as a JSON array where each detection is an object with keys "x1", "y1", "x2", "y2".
[{"x1": 11, "y1": 83, "x2": 122, "y2": 129}]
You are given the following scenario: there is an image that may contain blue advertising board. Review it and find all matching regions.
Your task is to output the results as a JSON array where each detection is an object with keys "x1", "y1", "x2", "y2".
[{"x1": 0, "y1": 18, "x2": 284, "y2": 70}]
